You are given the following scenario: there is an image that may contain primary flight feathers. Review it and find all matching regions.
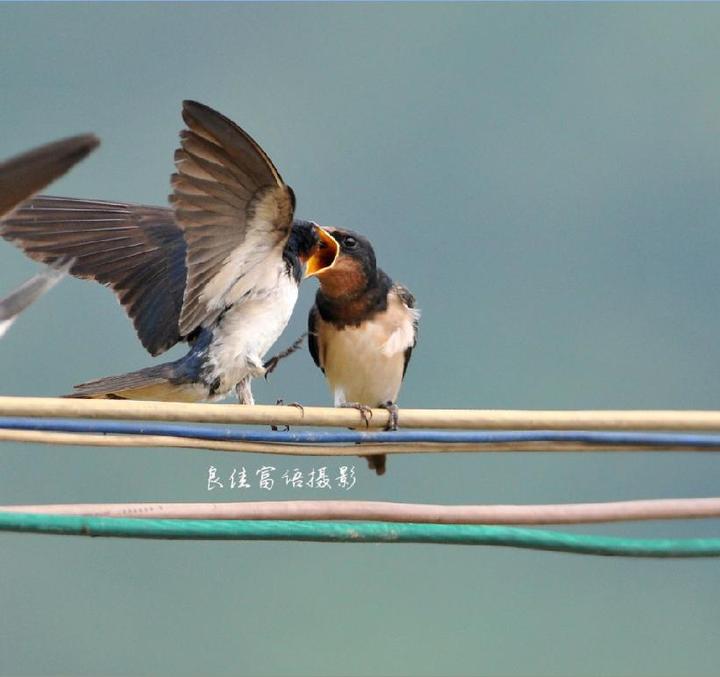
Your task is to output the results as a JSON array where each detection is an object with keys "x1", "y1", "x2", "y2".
[
  {"x1": 171, "y1": 100, "x2": 296, "y2": 336},
  {"x1": 2, "y1": 197, "x2": 187, "y2": 355},
  {"x1": 0, "y1": 134, "x2": 99, "y2": 338}
]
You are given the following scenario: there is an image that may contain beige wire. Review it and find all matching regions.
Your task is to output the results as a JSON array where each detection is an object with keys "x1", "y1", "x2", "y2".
[
  {"x1": 3, "y1": 396, "x2": 720, "y2": 430},
  {"x1": 3, "y1": 498, "x2": 720, "y2": 524}
]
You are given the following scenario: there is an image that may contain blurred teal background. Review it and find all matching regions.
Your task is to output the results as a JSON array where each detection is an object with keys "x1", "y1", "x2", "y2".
[{"x1": 1, "y1": 3, "x2": 720, "y2": 675}]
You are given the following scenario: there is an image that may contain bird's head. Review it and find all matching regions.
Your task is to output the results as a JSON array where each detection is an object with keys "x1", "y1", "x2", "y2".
[
  {"x1": 288, "y1": 221, "x2": 338, "y2": 276},
  {"x1": 305, "y1": 227, "x2": 377, "y2": 298}
]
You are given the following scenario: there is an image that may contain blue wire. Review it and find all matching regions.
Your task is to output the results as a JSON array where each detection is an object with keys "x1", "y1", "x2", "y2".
[{"x1": 2, "y1": 416, "x2": 720, "y2": 448}]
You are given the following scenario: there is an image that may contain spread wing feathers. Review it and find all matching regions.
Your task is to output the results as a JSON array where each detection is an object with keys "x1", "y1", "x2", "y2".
[
  {"x1": 0, "y1": 134, "x2": 99, "y2": 219},
  {"x1": 171, "y1": 100, "x2": 295, "y2": 336},
  {"x1": 392, "y1": 283, "x2": 419, "y2": 378},
  {"x1": 1, "y1": 196, "x2": 187, "y2": 356}
]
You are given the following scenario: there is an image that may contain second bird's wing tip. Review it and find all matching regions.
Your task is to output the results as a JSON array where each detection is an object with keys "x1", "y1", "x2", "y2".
[{"x1": 29, "y1": 133, "x2": 101, "y2": 168}]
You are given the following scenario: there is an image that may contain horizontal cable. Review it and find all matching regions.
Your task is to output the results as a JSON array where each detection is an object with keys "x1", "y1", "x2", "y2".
[
  {"x1": 5, "y1": 428, "x2": 712, "y2": 455},
  {"x1": 3, "y1": 498, "x2": 720, "y2": 524},
  {"x1": 2, "y1": 417, "x2": 720, "y2": 454},
  {"x1": 1, "y1": 513, "x2": 719, "y2": 557},
  {"x1": 4, "y1": 397, "x2": 720, "y2": 431}
]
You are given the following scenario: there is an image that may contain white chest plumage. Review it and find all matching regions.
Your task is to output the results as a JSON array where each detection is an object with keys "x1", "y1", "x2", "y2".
[
  {"x1": 319, "y1": 293, "x2": 418, "y2": 406},
  {"x1": 206, "y1": 265, "x2": 298, "y2": 395}
]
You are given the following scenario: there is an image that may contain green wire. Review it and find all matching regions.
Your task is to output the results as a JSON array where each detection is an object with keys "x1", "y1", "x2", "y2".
[{"x1": 1, "y1": 512, "x2": 719, "y2": 557}]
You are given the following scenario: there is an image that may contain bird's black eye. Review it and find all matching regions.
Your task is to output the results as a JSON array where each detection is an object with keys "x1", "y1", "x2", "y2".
[{"x1": 343, "y1": 236, "x2": 357, "y2": 250}]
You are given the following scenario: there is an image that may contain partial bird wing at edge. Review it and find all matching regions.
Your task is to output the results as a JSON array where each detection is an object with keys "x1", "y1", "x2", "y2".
[
  {"x1": 0, "y1": 258, "x2": 75, "y2": 339},
  {"x1": 0, "y1": 257, "x2": 72, "y2": 323},
  {"x1": 0, "y1": 134, "x2": 98, "y2": 340},
  {"x1": 1, "y1": 196, "x2": 187, "y2": 356},
  {"x1": 0, "y1": 134, "x2": 99, "y2": 220}
]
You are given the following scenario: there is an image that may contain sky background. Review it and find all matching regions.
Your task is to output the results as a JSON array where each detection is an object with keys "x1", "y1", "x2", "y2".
[{"x1": 1, "y1": 3, "x2": 720, "y2": 676}]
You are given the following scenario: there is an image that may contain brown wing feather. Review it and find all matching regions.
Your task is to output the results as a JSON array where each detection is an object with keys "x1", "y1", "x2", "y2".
[
  {"x1": 392, "y1": 283, "x2": 418, "y2": 378},
  {"x1": 0, "y1": 135, "x2": 99, "y2": 219},
  {"x1": 308, "y1": 304, "x2": 323, "y2": 372},
  {"x1": 171, "y1": 100, "x2": 295, "y2": 335},
  {"x1": 1, "y1": 196, "x2": 187, "y2": 355}
]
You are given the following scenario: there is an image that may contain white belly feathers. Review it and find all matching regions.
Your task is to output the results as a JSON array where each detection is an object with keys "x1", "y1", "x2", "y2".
[
  {"x1": 205, "y1": 266, "x2": 299, "y2": 395},
  {"x1": 320, "y1": 294, "x2": 417, "y2": 406}
]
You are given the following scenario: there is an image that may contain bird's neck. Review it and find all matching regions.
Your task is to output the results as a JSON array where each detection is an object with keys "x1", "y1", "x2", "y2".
[{"x1": 316, "y1": 270, "x2": 391, "y2": 327}]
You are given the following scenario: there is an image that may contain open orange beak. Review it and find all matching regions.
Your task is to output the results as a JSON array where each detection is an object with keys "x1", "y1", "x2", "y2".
[{"x1": 304, "y1": 226, "x2": 339, "y2": 277}]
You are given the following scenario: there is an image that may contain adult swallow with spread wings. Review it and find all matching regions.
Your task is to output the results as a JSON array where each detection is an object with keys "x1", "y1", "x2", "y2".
[
  {"x1": 308, "y1": 229, "x2": 419, "y2": 475},
  {"x1": 1, "y1": 101, "x2": 338, "y2": 402},
  {"x1": 0, "y1": 134, "x2": 99, "y2": 339}
]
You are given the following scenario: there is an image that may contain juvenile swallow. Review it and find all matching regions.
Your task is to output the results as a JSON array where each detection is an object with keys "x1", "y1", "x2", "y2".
[
  {"x1": 2, "y1": 101, "x2": 338, "y2": 402},
  {"x1": 308, "y1": 229, "x2": 419, "y2": 475},
  {"x1": 0, "y1": 134, "x2": 99, "y2": 338}
]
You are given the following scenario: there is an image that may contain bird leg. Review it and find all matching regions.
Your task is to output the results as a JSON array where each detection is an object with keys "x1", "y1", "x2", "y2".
[
  {"x1": 340, "y1": 402, "x2": 373, "y2": 428},
  {"x1": 235, "y1": 376, "x2": 255, "y2": 405},
  {"x1": 380, "y1": 401, "x2": 399, "y2": 431},
  {"x1": 263, "y1": 333, "x2": 307, "y2": 380}
]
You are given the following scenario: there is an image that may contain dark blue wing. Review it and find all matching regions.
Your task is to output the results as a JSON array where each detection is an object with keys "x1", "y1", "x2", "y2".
[{"x1": 1, "y1": 196, "x2": 187, "y2": 355}]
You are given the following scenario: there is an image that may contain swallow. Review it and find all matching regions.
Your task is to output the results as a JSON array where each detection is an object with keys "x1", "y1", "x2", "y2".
[
  {"x1": 308, "y1": 229, "x2": 419, "y2": 475},
  {"x1": 0, "y1": 134, "x2": 99, "y2": 338},
  {"x1": 1, "y1": 101, "x2": 338, "y2": 402}
]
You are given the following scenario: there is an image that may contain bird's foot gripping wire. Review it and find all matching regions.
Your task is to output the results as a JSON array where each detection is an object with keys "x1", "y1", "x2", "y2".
[
  {"x1": 338, "y1": 404, "x2": 385, "y2": 475},
  {"x1": 271, "y1": 399, "x2": 305, "y2": 432},
  {"x1": 361, "y1": 402, "x2": 398, "y2": 476},
  {"x1": 340, "y1": 402, "x2": 373, "y2": 428},
  {"x1": 380, "y1": 401, "x2": 399, "y2": 431},
  {"x1": 263, "y1": 333, "x2": 307, "y2": 380}
]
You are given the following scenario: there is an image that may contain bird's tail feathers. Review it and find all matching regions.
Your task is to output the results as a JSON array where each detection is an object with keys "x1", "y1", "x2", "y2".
[
  {"x1": 363, "y1": 454, "x2": 387, "y2": 476},
  {"x1": 66, "y1": 362, "x2": 203, "y2": 402}
]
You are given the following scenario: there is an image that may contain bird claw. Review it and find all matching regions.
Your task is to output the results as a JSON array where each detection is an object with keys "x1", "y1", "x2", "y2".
[
  {"x1": 380, "y1": 401, "x2": 399, "y2": 431},
  {"x1": 340, "y1": 402, "x2": 373, "y2": 428},
  {"x1": 263, "y1": 356, "x2": 280, "y2": 380},
  {"x1": 361, "y1": 402, "x2": 398, "y2": 476},
  {"x1": 271, "y1": 399, "x2": 305, "y2": 432},
  {"x1": 276, "y1": 398, "x2": 305, "y2": 415}
]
